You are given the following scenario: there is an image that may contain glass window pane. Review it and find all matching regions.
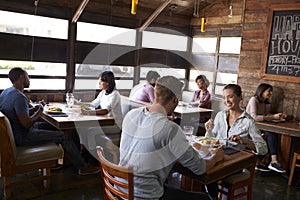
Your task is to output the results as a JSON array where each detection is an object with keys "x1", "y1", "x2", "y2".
[
  {"x1": 75, "y1": 79, "x2": 98, "y2": 90},
  {"x1": 142, "y1": 31, "x2": 188, "y2": 51},
  {"x1": 0, "y1": 10, "x2": 68, "y2": 39},
  {"x1": 76, "y1": 64, "x2": 134, "y2": 78},
  {"x1": 77, "y1": 22, "x2": 136, "y2": 46},
  {"x1": 74, "y1": 79, "x2": 133, "y2": 90},
  {"x1": 218, "y1": 56, "x2": 239, "y2": 72},
  {"x1": 189, "y1": 70, "x2": 213, "y2": 91},
  {"x1": 116, "y1": 80, "x2": 133, "y2": 90},
  {"x1": 0, "y1": 78, "x2": 12, "y2": 90},
  {"x1": 0, "y1": 60, "x2": 66, "y2": 76},
  {"x1": 192, "y1": 37, "x2": 217, "y2": 53},
  {"x1": 219, "y1": 37, "x2": 241, "y2": 54},
  {"x1": 216, "y1": 72, "x2": 237, "y2": 84},
  {"x1": 192, "y1": 54, "x2": 215, "y2": 70},
  {"x1": 215, "y1": 85, "x2": 225, "y2": 96},
  {"x1": 140, "y1": 67, "x2": 185, "y2": 79},
  {"x1": 29, "y1": 79, "x2": 65, "y2": 90}
]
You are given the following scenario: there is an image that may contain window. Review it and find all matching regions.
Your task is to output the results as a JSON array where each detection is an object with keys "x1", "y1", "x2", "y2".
[
  {"x1": 140, "y1": 66, "x2": 185, "y2": 79},
  {"x1": 0, "y1": 60, "x2": 66, "y2": 90},
  {"x1": 142, "y1": 31, "x2": 188, "y2": 51},
  {"x1": 192, "y1": 37, "x2": 217, "y2": 53},
  {"x1": 219, "y1": 37, "x2": 241, "y2": 54},
  {"x1": 189, "y1": 70, "x2": 213, "y2": 92},
  {"x1": 77, "y1": 22, "x2": 136, "y2": 46},
  {"x1": 74, "y1": 64, "x2": 134, "y2": 90},
  {"x1": 191, "y1": 30, "x2": 241, "y2": 97},
  {"x1": 0, "y1": 10, "x2": 68, "y2": 39}
]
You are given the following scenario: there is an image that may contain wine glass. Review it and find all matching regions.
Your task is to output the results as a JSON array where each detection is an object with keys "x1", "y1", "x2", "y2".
[{"x1": 66, "y1": 92, "x2": 74, "y2": 108}]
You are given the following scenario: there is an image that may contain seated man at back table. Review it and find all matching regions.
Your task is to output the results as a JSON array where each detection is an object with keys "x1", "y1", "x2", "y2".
[
  {"x1": 118, "y1": 75, "x2": 224, "y2": 200},
  {"x1": 129, "y1": 70, "x2": 160, "y2": 104},
  {"x1": 0, "y1": 67, "x2": 100, "y2": 175}
]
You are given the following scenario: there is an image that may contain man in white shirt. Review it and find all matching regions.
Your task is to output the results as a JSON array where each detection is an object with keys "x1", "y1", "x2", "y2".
[{"x1": 119, "y1": 76, "x2": 223, "y2": 200}]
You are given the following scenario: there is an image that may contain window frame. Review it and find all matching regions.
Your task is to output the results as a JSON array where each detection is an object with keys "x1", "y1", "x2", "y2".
[{"x1": 191, "y1": 29, "x2": 242, "y2": 98}]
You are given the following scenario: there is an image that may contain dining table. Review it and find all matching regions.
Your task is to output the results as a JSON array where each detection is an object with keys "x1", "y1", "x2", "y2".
[
  {"x1": 39, "y1": 103, "x2": 116, "y2": 162},
  {"x1": 40, "y1": 103, "x2": 115, "y2": 130},
  {"x1": 173, "y1": 145, "x2": 256, "y2": 191},
  {"x1": 256, "y1": 120, "x2": 300, "y2": 170}
]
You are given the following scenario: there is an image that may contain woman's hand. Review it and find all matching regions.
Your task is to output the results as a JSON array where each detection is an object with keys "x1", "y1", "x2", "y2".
[
  {"x1": 205, "y1": 119, "x2": 214, "y2": 130},
  {"x1": 167, "y1": 113, "x2": 175, "y2": 121},
  {"x1": 273, "y1": 113, "x2": 287, "y2": 120},
  {"x1": 81, "y1": 108, "x2": 92, "y2": 115},
  {"x1": 228, "y1": 134, "x2": 243, "y2": 144},
  {"x1": 273, "y1": 113, "x2": 282, "y2": 120}
]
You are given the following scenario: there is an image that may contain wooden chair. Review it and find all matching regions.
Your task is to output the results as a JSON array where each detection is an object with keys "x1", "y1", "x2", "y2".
[
  {"x1": 0, "y1": 111, "x2": 64, "y2": 198},
  {"x1": 218, "y1": 156, "x2": 257, "y2": 200},
  {"x1": 288, "y1": 151, "x2": 300, "y2": 186},
  {"x1": 96, "y1": 146, "x2": 133, "y2": 200}
]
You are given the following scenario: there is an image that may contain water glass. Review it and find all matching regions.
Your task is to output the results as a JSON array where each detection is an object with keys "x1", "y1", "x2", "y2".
[
  {"x1": 66, "y1": 92, "x2": 74, "y2": 108},
  {"x1": 183, "y1": 126, "x2": 194, "y2": 142}
]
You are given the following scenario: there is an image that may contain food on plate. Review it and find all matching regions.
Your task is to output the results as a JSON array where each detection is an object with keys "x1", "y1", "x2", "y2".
[
  {"x1": 47, "y1": 107, "x2": 62, "y2": 112},
  {"x1": 200, "y1": 138, "x2": 220, "y2": 146},
  {"x1": 80, "y1": 104, "x2": 92, "y2": 110},
  {"x1": 193, "y1": 142, "x2": 202, "y2": 150}
]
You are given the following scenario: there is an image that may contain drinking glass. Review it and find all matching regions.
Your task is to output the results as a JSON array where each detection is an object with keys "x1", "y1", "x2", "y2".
[
  {"x1": 66, "y1": 92, "x2": 74, "y2": 108},
  {"x1": 183, "y1": 126, "x2": 194, "y2": 143}
]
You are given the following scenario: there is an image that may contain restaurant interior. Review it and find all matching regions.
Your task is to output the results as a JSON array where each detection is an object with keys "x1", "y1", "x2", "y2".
[{"x1": 1, "y1": 0, "x2": 300, "y2": 199}]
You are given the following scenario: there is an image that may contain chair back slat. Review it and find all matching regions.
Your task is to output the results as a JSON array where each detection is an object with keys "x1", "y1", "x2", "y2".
[
  {"x1": 0, "y1": 112, "x2": 17, "y2": 175},
  {"x1": 102, "y1": 169, "x2": 129, "y2": 189},
  {"x1": 97, "y1": 146, "x2": 134, "y2": 200}
]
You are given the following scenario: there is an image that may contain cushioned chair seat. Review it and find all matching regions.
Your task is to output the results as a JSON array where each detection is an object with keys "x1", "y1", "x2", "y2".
[
  {"x1": 0, "y1": 111, "x2": 64, "y2": 198},
  {"x1": 16, "y1": 143, "x2": 63, "y2": 166}
]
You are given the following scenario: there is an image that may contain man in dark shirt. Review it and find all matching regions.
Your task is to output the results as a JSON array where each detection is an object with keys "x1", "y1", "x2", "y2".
[{"x1": 0, "y1": 67, "x2": 99, "y2": 175}]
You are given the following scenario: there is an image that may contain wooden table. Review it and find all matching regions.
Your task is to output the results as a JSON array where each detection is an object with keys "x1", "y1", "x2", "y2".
[
  {"x1": 256, "y1": 120, "x2": 300, "y2": 170},
  {"x1": 40, "y1": 103, "x2": 115, "y2": 163},
  {"x1": 173, "y1": 149, "x2": 256, "y2": 188},
  {"x1": 40, "y1": 103, "x2": 115, "y2": 130},
  {"x1": 174, "y1": 105, "x2": 213, "y2": 115}
]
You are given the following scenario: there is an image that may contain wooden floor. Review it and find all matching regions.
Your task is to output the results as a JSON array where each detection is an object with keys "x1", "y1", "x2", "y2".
[{"x1": 1, "y1": 166, "x2": 300, "y2": 200}]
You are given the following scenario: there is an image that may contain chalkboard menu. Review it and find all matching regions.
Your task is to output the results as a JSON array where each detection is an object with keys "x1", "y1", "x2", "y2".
[{"x1": 261, "y1": 4, "x2": 300, "y2": 83}]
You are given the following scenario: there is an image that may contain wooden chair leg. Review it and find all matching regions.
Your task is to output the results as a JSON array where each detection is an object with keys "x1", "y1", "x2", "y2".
[
  {"x1": 218, "y1": 186, "x2": 224, "y2": 200},
  {"x1": 227, "y1": 185, "x2": 235, "y2": 200},
  {"x1": 4, "y1": 177, "x2": 11, "y2": 198},
  {"x1": 247, "y1": 185, "x2": 252, "y2": 200},
  {"x1": 58, "y1": 144, "x2": 64, "y2": 165},
  {"x1": 43, "y1": 168, "x2": 51, "y2": 188},
  {"x1": 288, "y1": 153, "x2": 297, "y2": 186}
]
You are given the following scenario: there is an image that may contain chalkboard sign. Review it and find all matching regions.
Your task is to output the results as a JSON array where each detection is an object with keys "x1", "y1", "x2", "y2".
[{"x1": 261, "y1": 4, "x2": 300, "y2": 83}]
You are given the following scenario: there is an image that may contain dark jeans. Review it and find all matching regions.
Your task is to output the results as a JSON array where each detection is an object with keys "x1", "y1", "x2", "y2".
[
  {"x1": 16, "y1": 122, "x2": 87, "y2": 170},
  {"x1": 161, "y1": 183, "x2": 211, "y2": 200},
  {"x1": 261, "y1": 130, "x2": 278, "y2": 156}
]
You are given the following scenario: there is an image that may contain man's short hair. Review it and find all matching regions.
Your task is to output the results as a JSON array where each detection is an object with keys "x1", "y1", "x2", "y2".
[
  {"x1": 8, "y1": 67, "x2": 26, "y2": 84},
  {"x1": 146, "y1": 71, "x2": 160, "y2": 82},
  {"x1": 155, "y1": 76, "x2": 184, "y2": 105}
]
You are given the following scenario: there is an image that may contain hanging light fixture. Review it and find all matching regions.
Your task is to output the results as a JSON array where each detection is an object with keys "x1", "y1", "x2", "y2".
[
  {"x1": 201, "y1": 0, "x2": 207, "y2": 33},
  {"x1": 30, "y1": 0, "x2": 39, "y2": 61},
  {"x1": 131, "y1": 0, "x2": 138, "y2": 15},
  {"x1": 228, "y1": 0, "x2": 233, "y2": 18},
  {"x1": 193, "y1": 0, "x2": 200, "y2": 17}
]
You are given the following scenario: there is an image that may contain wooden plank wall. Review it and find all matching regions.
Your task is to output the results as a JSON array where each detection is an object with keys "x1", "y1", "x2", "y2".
[{"x1": 239, "y1": 0, "x2": 300, "y2": 119}]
